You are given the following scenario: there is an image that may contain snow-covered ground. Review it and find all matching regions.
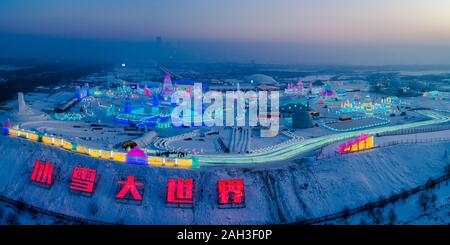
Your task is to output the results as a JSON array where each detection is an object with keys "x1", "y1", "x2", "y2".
[
  {"x1": 0, "y1": 133, "x2": 448, "y2": 224},
  {"x1": 1, "y1": 69, "x2": 449, "y2": 224}
]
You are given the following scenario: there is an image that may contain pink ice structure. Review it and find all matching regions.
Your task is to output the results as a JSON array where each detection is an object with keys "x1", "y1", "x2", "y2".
[
  {"x1": 338, "y1": 133, "x2": 369, "y2": 153},
  {"x1": 297, "y1": 79, "x2": 303, "y2": 92},
  {"x1": 126, "y1": 146, "x2": 148, "y2": 165},
  {"x1": 144, "y1": 86, "x2": 152, "y2": 97},
  {"x1": 5, "y1": 118, "x2": 11, "y2": 128},
  {"x1": 161, "y1": 72, "x2": 174, "y2": 99}
]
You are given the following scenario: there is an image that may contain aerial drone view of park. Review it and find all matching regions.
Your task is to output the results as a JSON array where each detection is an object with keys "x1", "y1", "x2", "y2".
[{"x1": 0, "y1": 62, "x2": 449, "y2": 225}]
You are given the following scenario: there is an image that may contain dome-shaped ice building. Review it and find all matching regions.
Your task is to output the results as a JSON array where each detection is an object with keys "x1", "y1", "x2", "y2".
[{"x1": 244, "y1": 74, "x2": 279, "y2": 86}]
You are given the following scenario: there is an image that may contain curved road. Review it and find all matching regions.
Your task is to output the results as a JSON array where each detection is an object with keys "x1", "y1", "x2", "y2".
[{"x1": 197, "y1": 110, "x2": 450, "y2": 165}]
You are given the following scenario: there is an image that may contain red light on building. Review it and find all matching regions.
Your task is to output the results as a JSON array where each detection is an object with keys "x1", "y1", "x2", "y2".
[
  {"x1": 30, "y1": 160, "x2": 54, "y2": 186},
  {"x1": 167, "y1": 178, "x2": 194, "y2": 205},
  {"x1": 218, "y1": 179, "x2": 245, "y2": 207},
  {"x1": 70, "y1": 166, "x2": 96, "y2": 193},
  {"x1": 116, "y1": 176, "x2": 144, "y2": 201}
]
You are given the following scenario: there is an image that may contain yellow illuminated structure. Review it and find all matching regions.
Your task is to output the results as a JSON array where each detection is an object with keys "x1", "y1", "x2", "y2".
[
  {"x1": 4, "y1": 126, "x2": 193, "y2": 168},
  {"x1": 339, "y1": 95, "x2": 399, "y2": 115},
  {"x1": 339, "y1": 133, "x2": 374, "y2": 153}
]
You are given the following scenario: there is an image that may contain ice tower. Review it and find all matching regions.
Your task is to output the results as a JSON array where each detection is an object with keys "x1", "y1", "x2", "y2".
[
  {"x1": 161, "y1": 72, "x2": 174, "y2": 100},
  {"x1": 297, "y1": 79, "x2": 303, "y2": 93},
  {"x1": 144, "y1": 85, "x2": 152, "y2": 97},
  {"x1": 152, "y1": 95, "x2": 159, "y2": 115},
  {"x1": 18, "y1": 92, "x2": 30, "y2": 113},
  {"x1": 323, "y1": 82, "x2": 334, "y2": 97}
]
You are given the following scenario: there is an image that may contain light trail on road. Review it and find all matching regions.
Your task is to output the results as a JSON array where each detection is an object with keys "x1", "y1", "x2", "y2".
[{"x1": 197, "y1": 110, "x2": 449, "y2": 165}]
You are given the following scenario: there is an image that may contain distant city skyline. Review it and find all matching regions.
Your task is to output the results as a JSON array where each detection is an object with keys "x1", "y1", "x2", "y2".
[{"x1": 1, "y1": 0, "x2": 450, "y2": 65}]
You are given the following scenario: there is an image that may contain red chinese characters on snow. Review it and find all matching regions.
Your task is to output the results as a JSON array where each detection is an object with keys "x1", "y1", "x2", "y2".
[
  {"x1": 30, "y1": 160, "x2": 54, "y2": 186},
  {"x1": 167, "y1": 178, "x2": 194, "y2": 205},
  {"x1": 70, "y1": 166, "x2": 96, "y2": 193},
  {"x1": 28, "y1": 159, "x2": 247, "y2": 208},
  {"x1": 218, "y1": 179, "x2": 245, "y2": 206},
  {"x1": 116, "y1": 176, "x2": 144, "y2": 201}
]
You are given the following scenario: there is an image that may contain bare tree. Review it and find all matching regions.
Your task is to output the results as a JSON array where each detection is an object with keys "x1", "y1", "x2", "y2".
[
  {"x1": 373, "y1": 208, "x2": 384, "y2": 225},
  {"x1": 400, "y1": 188, "x2": 408, "y2": 202},
  {"x1": 378, "y1": 196, "x2": 386, "y2": 208},
  {"x1": 342, "y1": 207, "x2": 350, "y2": 223},
  {"x1": 418, "y1": 192, "x2": 430, "y2": 211},
  {"x1": 16, "y1": 198, "x2": 26, "y2": 214},
  {"x1": 426, "y1": 178, "x2": 435, "y2": 188},
  {"x1": 431, "y1": 193, "x2": 438, "y2": 207},
  {"x1": 444, "y1": 164, "x2": 450, "y2": 176},
  {"x1": 6, "y1": 213, "x2": 20, "y2": 225},
  {"x1": 115, "y1": 217, "x2": 125, "y2": 225}
]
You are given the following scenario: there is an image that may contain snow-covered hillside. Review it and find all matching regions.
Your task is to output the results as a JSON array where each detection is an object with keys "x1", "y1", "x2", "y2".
[{"x1": 0, "y1": 134, "x2": 449, "y2": 224}]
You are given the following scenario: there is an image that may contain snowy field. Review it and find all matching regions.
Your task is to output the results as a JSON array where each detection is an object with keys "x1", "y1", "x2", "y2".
[
  {"x1": 0, "y1": 69, "x2": 449, "y2": 224},
  {"x1": 0, "y1": 133, "x2": 448, "y2": 224}
]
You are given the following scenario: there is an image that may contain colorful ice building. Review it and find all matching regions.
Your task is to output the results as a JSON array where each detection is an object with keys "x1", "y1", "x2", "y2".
[
  {"x1": 126, "y1": 146, "x2": 148, "y2": 165},
  {"x1": 338, "y1": 133, "x2": 374, "y2": 154},
  {"x1": 339, "y1": 95, "x2": 399, "y2": 115}
]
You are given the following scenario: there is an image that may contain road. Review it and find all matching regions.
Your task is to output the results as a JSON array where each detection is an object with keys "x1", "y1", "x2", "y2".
[{"x1": 197, "y1": 110, "x2": 450, "y2": 165}]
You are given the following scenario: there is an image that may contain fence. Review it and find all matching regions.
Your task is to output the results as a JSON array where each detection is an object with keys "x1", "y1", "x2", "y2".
[
  {"x1": 376, "y1": 124, "x2": 450, "y2": 137},
  {"x1": 2, "y1": 173, "x2": 449, "y2": 225},
  {"x1": 0, "y1": 194, "x2": 112, "y2": 224},
  {"x1": 316, "y1": 136, "x2": 450, "y2": 160},
  {"x1": 295, "y1": 172, "x2": 450, "y2": 225}
]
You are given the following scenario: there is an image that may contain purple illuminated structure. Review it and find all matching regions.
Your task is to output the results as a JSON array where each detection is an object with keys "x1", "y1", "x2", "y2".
[
  {"x1": 126, "y1": 146, "x2": 148, "y2": 165},
  {"x1": 144, "y1": 85, "x2": 152, "y2": 97},
  {"x1": 338, "y1": 133, "x2": 374, "y2": 154},
  {"x1": 5, "y1": 118, "x2": 11, "y2": 128},
  {"x1": 323, "y1": 82, "x2": 334, "y2": 97},
  {"x1": 161, "y1": 72, "x2": 174, "y2": 100},
  {"x1": 297, "y1": 79, "x2": 303, "y2": 92}
]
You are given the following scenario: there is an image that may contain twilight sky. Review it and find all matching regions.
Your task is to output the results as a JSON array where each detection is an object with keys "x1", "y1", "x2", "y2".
[{"x1": 1, "y1": 0, "x2": 450, "y2": 65}]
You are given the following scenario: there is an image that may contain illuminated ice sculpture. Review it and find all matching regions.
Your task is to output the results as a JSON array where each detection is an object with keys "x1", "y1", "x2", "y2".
[
  {"x1": 338, "y1": 133, "x2": 374, "y2": 154},
  {"x1": 126, "y1": 146, "x2": 148, "y2": 165}
]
